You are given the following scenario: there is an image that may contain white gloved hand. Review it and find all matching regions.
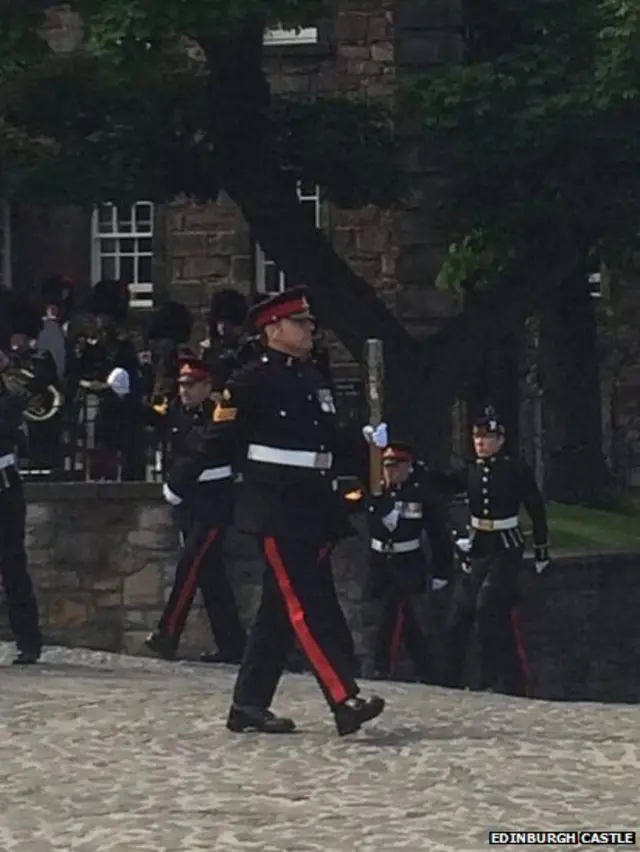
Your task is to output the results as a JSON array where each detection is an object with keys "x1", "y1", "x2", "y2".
[
  {"x1": 163, "y1": 483, "x2": 183, "y2": 506},
  {"x1": 455, "y1": 537, "x2": 472, "y2": 553},
  {"x1": 381, "y1": 508, "x2": 400, "y2": 532},
  {"x1": 362, "y1": 422, "x2": 388, "y2": 448},
  {"x1": 106, "y1": 366, "x2": 130, "y2": 398},
  {"x1": 432, "y1": 578, "x2": 448, "y2": 592},
  {"x1": 535, "y1": 560, "x2": 550, "y2": 575}
]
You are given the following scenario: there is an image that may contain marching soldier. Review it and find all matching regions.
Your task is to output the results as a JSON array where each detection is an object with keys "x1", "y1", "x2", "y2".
[
  {"x1": 0, "y1": 296, "x2": 43, "y2": 664},
  {"x1": 146, "y1": 355, "x2": 246, "y2": 663},
  {"x1": 366, "y1": 442, "x2": 452, "y2": 683},
  {"x1": 186, "y1": 286, "x2": 383, "y2": 736},
  {"x1": 442, "y1": 406, "x2": 550, "y2": 696}
]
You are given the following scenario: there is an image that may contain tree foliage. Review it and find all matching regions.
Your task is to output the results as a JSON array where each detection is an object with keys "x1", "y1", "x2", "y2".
[{"x1": 409, "y1": 0, "x2": 640, "y2": 289}]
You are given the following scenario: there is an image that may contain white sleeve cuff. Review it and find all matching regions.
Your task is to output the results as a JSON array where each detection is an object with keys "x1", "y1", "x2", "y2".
[
  {"x1": 106, "y1": 367, "x2": 130, "y2": 397},
  {"x1": 163, "y1": 483, "x2": 183, "y2": 506}
]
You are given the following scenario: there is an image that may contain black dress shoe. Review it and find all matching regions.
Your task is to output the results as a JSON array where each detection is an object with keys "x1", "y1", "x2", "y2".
[
  {"x1": 334, "y1": 695, "x2": 385, "y2": 737},
  {"x1": 199, "y1": 649, "x2": 244, "y2": 664},
  {"x1": 145, "y1": 632, "x2": 177, "y2": 660},
  {"x1": 226, "y1": 705, "x2": 296, "y2": 734},
  {"x1": 13, "y1": 648, "x2": 41, "y2": 666}
]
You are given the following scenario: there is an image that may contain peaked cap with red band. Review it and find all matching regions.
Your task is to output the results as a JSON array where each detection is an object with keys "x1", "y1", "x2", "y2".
[
  {"x1": 382, "y1": 442, "x2": 414, "y2": 465},
  {"x1": 177, "y1": 356, "x2": 212, "y2": 384},
  {"x1": 249, "y1": 285, "x2": 315, "y2": 331}
]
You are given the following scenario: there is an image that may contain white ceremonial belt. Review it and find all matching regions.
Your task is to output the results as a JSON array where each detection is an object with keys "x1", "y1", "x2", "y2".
[
  {"x1": 197, "y1": 465, "x2": 233, "y2": 482},
  {"x1": 0, "y1": 453, "x2": 16, "y2": 470},
  {"x1": 371, "y1": 538, "x2": 421, "y2": 554},
  {"x1": 471, "y1": 515, "x2": 518, "y2": 532},
  {"x1": 247, "y1": 444, "x2": 333, "y2": 470}
]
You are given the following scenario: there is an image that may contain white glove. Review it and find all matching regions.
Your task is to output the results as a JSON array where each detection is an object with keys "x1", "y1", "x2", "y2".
[
  {"x1": 432, "y1": 578, "x2": 448, "y2": 592},
  {"x1": 381, "y1": 507, "x2": 400, "y2": 532},
  {"x1": 163, "y1": 483, "x2": 183, "y2": 506},
  {"x1": 455, "y1": 537, "x2": 472, "y2": 553},
  {"x1": 535, "y1": 560, "x2": 550, "y2": 575},
  {"x1": 106, "y1": 367, "x2": 130, "y2": 398},
  {"x1": 362, "y1": 422, "x2": 388, "y2": 448}
]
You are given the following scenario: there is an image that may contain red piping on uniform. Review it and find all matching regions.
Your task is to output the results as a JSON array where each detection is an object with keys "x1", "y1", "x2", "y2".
[
  {"x1": 389, "y1": 602, "x2": 405, "y2": 672},
  {"x1": 317, "y1": 544, "x2": 331, "y2": 563},
  {"x1": 264, "y1": 536, "x2": 349, "y2": 705},
  {"x1": 166, "y1": 527, "x2": 219, "y2": 636},
  {"x1": 509, "y1": 607, "x2": 530, "y2": 695}
]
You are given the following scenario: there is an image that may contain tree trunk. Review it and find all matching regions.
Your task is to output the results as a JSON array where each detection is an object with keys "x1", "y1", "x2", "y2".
[
  {"x1": 538, "y1": 266, "x2": 612, "y2": 505},
  {"x1": 198, "y1": 26, "x2": 586, "y2": 465}
]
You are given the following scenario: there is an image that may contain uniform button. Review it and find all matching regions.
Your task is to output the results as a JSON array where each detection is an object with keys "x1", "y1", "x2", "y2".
[
  {"x1": 482, "y1": 476, "x2": 488, "y2": 483},
  {"x1": 307, "y1": 394, "x2": 313, "y2": 401},
  {"x1": 313, "y1": 420, "x2": 319, "y2": 426},
  {"x1": 483, "y1": 467, "x2": 489, "y2": 474},
  {"x1": 279, "y1": 410, "x2": 287, "y2": 417},
  {"x1": 482, "y1": 488, "x2": 487, "y2": 495},
  {"x1": 483, "y1": 508, "x2": 489, "y2": 516},
  {"x1": 320, "y1": 445, "x2": 326, "y2": 451},
  {"x1": 484, "y1": 498, "x2": 489, "y2": 504},
  {"x1": 320, "y1": 470, "x2": 326, "y2": 477}
]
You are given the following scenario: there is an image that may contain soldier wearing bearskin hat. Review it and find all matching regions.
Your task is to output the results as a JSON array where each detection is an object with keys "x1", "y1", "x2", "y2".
[
  {"x1": 365, "y1": 441, "x2": 452, "y2": 683},
  {"x1": 71, "y1": 279, "x2": 144, "y2": 481},
  {"x1": 0, "y1": 287, "x2": 43, "y2": 664},
  {"x1": 199, "y1": 288, "x2": 253, "y2": 387},
  {"x1": 145, "y1": 353, "x2": 246, "y2": 664},
  {"x1": 441, "y1": 405, "x2": 550, "y2": 697}
]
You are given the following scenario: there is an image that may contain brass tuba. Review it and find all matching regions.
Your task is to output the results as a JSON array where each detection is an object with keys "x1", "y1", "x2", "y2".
[{"x1": 2, "y1": 365, "x2": 64, "y2": 422}]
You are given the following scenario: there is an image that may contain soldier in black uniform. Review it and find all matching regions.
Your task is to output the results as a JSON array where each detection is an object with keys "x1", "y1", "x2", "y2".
[
  {"x1": 7, "y1": 293, "x2": 61, "y2": 474},
  {"x1": 184, "y1": 286, "x2": 384, "y2": 736},
  {"x1": 0, "y1": 297, "x2": 43, "y2": 664},
  {"x1": 146, "y1": 356, "x2": 246, "y2": 662},
  {"x1": 367, "y1": 442, "x2": 453, "y2": 682},
  {"x1": 199, "y1": 289, "x2": 250, "y2": 386},
  {"x1": 442, "y1": 406, "x2": 550, "y2": 696}
]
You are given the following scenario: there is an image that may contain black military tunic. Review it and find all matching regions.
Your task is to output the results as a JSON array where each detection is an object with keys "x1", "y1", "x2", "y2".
[
  {"x1": 148, "y1": 396, "x2": 245, "y2": 659},
  {"x1": 443, "y1": 451, "x2": 549, "y2": 696},
  {"x1": 0, "y1": 377, "x2": 43, "y2": 660},
  {"x1": 367, "y1": 466, "x2": 452, "y2": 680},
  {"x1": 203, "y1": 346, "x2": 365, "y2": 712}
]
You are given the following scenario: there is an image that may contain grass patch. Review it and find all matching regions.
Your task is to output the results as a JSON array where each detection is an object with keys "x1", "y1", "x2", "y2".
[{"x1": 521, "y1": 502, "x2": 640, "y2": 555}]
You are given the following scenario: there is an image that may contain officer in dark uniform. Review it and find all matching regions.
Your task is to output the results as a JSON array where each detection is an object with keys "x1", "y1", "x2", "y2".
[
  {"x1": 0, "y1": 297, "x2": 43, "y2": 664},
  {"x1": 187, "y1": 286, "x2": 384, "y2": 736},
  {"x1": 367, "y1": 442, "x2": 453, "y2": 682},
  {"x1": 146, "y1": 356, "x2": 246, "y2": 662},
  {"x1": 442, "y1": 406, "x2": 550, "y2": 696},
  {"x1": 7, "y1": 293, "x2": 61, "y2": 474}
]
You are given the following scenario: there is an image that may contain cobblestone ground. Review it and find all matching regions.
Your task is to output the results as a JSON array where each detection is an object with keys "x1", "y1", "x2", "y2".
[{"x1": 0, "y1": 643, "x2": 638, "y2": 852}]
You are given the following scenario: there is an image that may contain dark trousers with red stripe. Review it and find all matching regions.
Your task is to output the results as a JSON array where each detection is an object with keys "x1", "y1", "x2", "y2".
[
  {"x1": 232, "y1": 535, "x2": 359, "y2": 711},
  {"x1": 443, "y1": 550, "x2": 530, "y2": 696},
  {"x1": 373, "y1": 589, "x2": 432, "y2": 680},
  {"x1": 158, "y1": 518, "x2": 246, "y2": 655}
]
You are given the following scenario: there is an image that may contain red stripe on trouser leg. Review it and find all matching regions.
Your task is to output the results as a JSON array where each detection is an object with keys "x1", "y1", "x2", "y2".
[
  {"x1": 263, "y1": 536, "x2": 349, "y2": 705},
  {"x1": 509, "y1": 606, "x2": 530, "y2": 688},
  {"x1": 389, "y1": 602, "x2": 405, "y2": 673},
  {"x1": 166, "y1": 528, "x2": 219, "y2": 636}
]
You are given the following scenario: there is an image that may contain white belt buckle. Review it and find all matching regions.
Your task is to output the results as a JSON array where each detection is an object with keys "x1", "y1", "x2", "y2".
[{"x1": 315, "y1": 452, "x2": 332, "y2": 469}]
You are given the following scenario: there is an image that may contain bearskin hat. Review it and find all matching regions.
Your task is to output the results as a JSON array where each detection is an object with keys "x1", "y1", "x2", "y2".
[
  {"x1": 147, "y1": 301, "x2": 193, "y2": 344},
  {"x1": 207, "y1": 288, "x2": 248, "y2": 334},
  {"x1": 41, "y1": 275, "x2": 74, "y2": 309},
  {"x1": 90, "y1": 279, "x2": 129, "y2": 320},
  {"x1": 6, "y1": 291, "x2": 43, "y2": 340}
]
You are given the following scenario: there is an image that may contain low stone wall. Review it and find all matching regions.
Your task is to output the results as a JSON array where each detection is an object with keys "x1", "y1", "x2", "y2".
[{"x1": 3, "y1": 483, "x2": 639, "y2": 704}]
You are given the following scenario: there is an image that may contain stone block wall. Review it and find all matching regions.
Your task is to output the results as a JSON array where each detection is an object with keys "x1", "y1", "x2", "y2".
[{"x1": 4, "y1": 483, "x2": 639, "y2": 704}]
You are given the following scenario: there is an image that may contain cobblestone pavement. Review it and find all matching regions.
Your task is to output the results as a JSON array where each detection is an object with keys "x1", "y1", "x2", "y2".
[{"x1": 0, "y1": 643, "x2": 638, "y2": 852}]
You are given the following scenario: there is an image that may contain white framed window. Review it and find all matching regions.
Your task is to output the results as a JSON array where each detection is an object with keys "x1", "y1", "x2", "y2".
[
  {"x1": 91, "y1": 201, "x2": 154, "y2": 308},
  {"x1": 588, "y1": 271, "x2": 602, "y2": 299},
  {"x1": 0, "y1": 200, "x2": 11, "y2": 289},
  {"x1": 255, "y1": 182, "x2": 321, "y2": 295},
  {"x1": 264, "y1": 26, "x2": 318, "y2": 46}
]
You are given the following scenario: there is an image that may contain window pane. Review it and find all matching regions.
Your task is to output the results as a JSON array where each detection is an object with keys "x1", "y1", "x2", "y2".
[
  {"x1": 297, "y1": 180, "x2": 318, "y2": 200},
  {"x1": 120, "y1": 255, "x2": 134, "y2": 284},
  {"x1": 137, "y1": 237, "x2": 153, "y2": 253},
  {"x1": 120, "y1": 238, "x2": 135, "y2": 253},
  {"x1": 264, "y1": 262, "x2": 282, "y2": 294},
  {"x1": 116, "y1": 204, "x2": 133, "y2": 232},
  {"x1": 100, "y1": 238, "x2": 117, "y2": 254},
  {"x1": 100, "y1": 256, "x2": 117, "y2": 279},
  {"x1": 134, "y1": 203, "x2": 153, "y2": 234},
  {"x1": 300, "y1": 198, "x2": 319, "y2": 229},
  {"x1": 137, "y1": 255, "x2": 152, "y2": 284},
  {"x1": 98, "y1": 205, "x2": 115, "y2": 234}
]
